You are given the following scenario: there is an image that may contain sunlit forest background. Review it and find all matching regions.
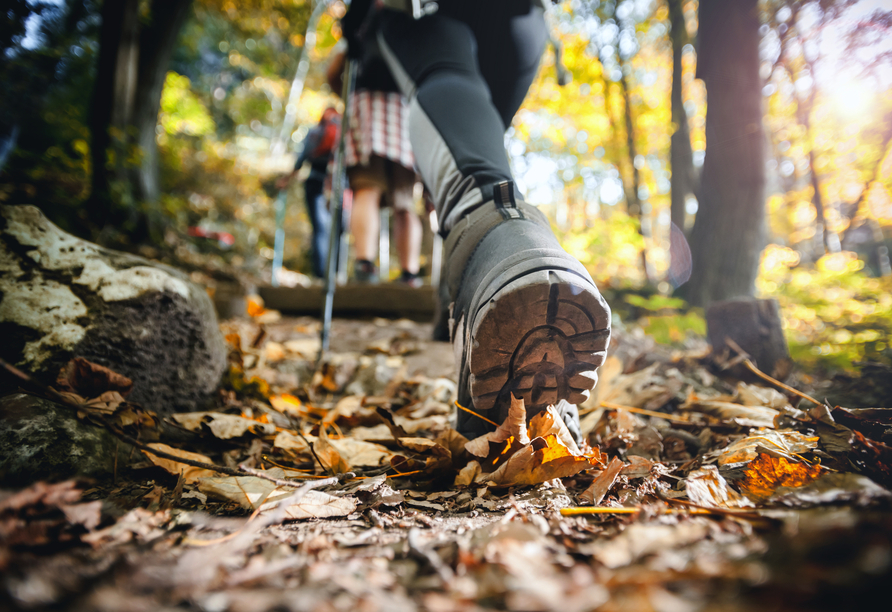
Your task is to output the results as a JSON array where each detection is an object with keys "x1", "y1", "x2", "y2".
[{"x1": 2, "y1": 0, "x2": 891, "y2": 372}]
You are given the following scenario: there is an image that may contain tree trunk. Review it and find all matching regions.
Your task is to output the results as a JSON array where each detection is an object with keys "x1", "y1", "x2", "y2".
[
  {"x1": 131, "y1": 0, "x2": 195, "y2": 208},
  {"x1": 682, "y1": 0, "x2": 765, "y2": 307},
  {"x1": 617, "y1": 68, "x2": 654, "y2": 282},
  {"x1": 88, "y1": 0, "x2": 193, "y2": 240},
  {"x1": 667, "y1": 0, "x2": 695, "y2": 234},
  {"x1": 88, "y1": 0, "x2": 140, "y2": 228}
]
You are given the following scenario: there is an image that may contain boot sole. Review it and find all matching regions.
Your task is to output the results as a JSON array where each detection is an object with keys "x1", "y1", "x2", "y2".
[{"x1": 467, "y1": 268, "x2": 610, "y2": 421}]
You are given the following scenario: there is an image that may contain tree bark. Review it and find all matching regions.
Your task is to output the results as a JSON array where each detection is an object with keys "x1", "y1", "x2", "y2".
[
  {"x1": 617, "y1": 67, "x2": 654, "y2": 283},
  {"x1": 88, "y1": 0, "x2": 193, "y2": 239},
  {"x1": 131, "y1": 0, "x2": 195, "y2": 207},
  {"x1": 667, "y1": 0, "x2": 695, "y2": 234},
  {"x1": 88, "y1": 0, "x2": 140, "y2": 228},
  {"x1": 682, "y1": 0, "x2": 765, "y2": 307}
]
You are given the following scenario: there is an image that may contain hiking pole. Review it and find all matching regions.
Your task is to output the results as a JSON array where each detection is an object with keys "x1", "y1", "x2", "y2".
[
  {"x1": 318, "y1": 58, "x2": 357, "y2": 363},
  {"x1": 271, "y1": 0, "x2": 334, "y2": 286},
  {"x1": 271, "y1": 189, "x2": 287, "y2": 286}
]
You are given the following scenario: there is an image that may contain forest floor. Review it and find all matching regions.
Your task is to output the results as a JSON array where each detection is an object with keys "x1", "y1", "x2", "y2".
[{"x1": 2, "y1": 312, "x2": 892, "y2": 612}]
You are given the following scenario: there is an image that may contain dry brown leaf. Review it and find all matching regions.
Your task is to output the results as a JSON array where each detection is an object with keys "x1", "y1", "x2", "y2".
[
  {"x1": 328, "y1": 437, "x2": 394, "y2": 467},
  {"x1": 56, "y1": 357, "x2": 133, "y2": 398},
  {"x1": 259, "y1": 490, "x2": 357, "y2": 520},
  {"x1": 464, "y1": 394, "x2": 529, "y2": 459},
  {"x1": 283, "y1": 337, "x2": 321, "y2": 358},
  {"x1": 717, "y1": 429, "x2": 819, "y2": 467},
  {"x1": 681, "y1": 393, "x2": 779, "y2": 428},
  {"x1": 736, "y1": 383, "x2": 790, "y2": 409},
  {"x1": 529, "y1": 405, "x2": 581, "y2": 454},
  {"x1": 198, "y1": 474, "x2": 278, "y2": 509},
  {"x1": 313, "y1": 428, "x2": 351, "y2": 474},
  {"x1": 273, "y1": 430, "x2": 312, "y2": 453},
  {"x1": 197, "y1": 468, "x2": 355, "y2": 519},
  {"x1": 684, "y1": 466, "x2": 754, "y2": 508},
  {"x1": 144, "y1": 443, "x2": 217, "y2": 483},
  {"x1": 172, "y1": 412, "x2": 276, "y2": 439},
  {"x1": 477, "y1": 434, "x2": 600, "y2": 487},
  {"x1": 455, "y1": 460, "x2": 482, "y2": 486},
  {"x1": 580, "y1": 456, "x2": 625, "y2": 505},
  {"x1": 436, "y1": 428, "x2": 470, "y2": 465},
  {"x1": 737, "y1": 453, "x2": 823, "y2": 501},
  {"x1": 264, "y1": 341, "x2": 286, "y2": 363}
]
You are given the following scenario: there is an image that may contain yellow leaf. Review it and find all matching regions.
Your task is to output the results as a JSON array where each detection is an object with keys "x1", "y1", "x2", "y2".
[{"x1": 738, "y1": 453, "x2": 823, "y2": 502}]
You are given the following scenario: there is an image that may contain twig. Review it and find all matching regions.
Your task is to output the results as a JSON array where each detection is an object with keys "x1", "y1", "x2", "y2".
[
  {"x1": 655, "y1": 491, "x2": 771, "y2": 522},
  {"x1": 600, "y1": 401, "x2": 692, "y2": 423},
  {"x1": 238, "y1": 463, "x2": 353, "y2": 487},
  {"x1": 724, "y1": 339, "x2": 822, "y2": 406},
  {"x1": 454, "y1": 401, "x2": 498, "y2": 427},
  {"x1": 298, "y1": 429, "x2": 331, "y2": 476},
  {"x1": 560, "y1": 507, "x2": 712, "y2": 516}
]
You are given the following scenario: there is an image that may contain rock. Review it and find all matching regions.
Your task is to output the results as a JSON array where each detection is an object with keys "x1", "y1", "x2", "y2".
[
  {"x1": 0, "y1": 205, "x2": 226, "y2": 413},
  {"x1": 0, "y1": 394, "x2": 130, "y2": 486}
]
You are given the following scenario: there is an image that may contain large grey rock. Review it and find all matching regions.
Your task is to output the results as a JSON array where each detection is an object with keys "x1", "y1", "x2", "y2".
[
  {"x1": 0, "y1": 394, "x2": 130, "y2": 486},
  {"x1": 0, "y1": 205, "x2": 226, "y2": 413}
]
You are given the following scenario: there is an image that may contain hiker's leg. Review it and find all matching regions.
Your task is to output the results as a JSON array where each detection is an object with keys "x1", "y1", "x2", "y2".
[
  {"x1": 378, "y1": 4, "x2": 610, "y2": 441},
  {"x1": 304, "y1": 178, "x2": 330, "y2": 278},
  {"x1": 377, "y1": 11, "x2": 526, "y2": 231},
  {"x1": 390, "y1": 162, "x2": 421, "y2": 276},
  {"x1": 350, "y1": 187, "x2": 381, "y2": 263}
]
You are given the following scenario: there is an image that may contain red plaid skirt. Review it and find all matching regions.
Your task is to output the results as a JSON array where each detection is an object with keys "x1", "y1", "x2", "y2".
[{"x1": 344, "y1": 89, "x2": 415, "y2": 172}]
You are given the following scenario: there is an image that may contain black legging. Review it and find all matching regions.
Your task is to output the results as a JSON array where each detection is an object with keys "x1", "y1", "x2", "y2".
[{"x1": 376, "y1": 1, "x2": 547, "y2": 232}]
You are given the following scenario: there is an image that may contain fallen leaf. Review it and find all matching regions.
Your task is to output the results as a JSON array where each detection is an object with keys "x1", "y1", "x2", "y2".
[
  {"x1": 685, "y1": 466, "x2": 754, "y2": 508},
  {"x1": 246, "y1": 294, "x2": 266, "y2": 317},
  {"x1": 198, "y1": 475, "x2": 278, "y2": 509},
  {"x1": 82, "y1": 390, "x2": 128, "y2": 414},
  {"x1": 717, "y1": 429, "x2": 819, "y2": 467},
  {"x1": 737, "y1": 453, "x2": 823, "y2": 501},
  {"x1": 172, "y1": 412, "x2": 276, "y2": 439},
  {"x1": 313, "y1": 428, "x2": 351, "y2": 474},
  {"x1": 528, "y1": 405, "x2": 581, "y2": 455},
  {"x1": 260, "y1": 490, "x2": 357, "y2": 520},
  {"x1": 273, "y1": 430, "x2": 313, "y2": 453},
  {"x1": 681, "y1": 394, "x2": 779, "y2": 428},
  {"x1": 144, "y1": 443, "x2": 217, "y2": 483},
  {"x1": 478, "y1": 433, "x2": 600, "y2": 487},
  {"x1": 283, "y1": 337, "x2": 321, "y2": 358},
  {"x1": 56, "y1": 357, "x2": 133, "y2": 398},
  {"x1": 328, "y1": 437, "x2": 394, "y2": 467},
  {"x1": 736, "y1": 383, "x2": 790, "y2": 410},
  {"x1": 464, "y1": 394, "x2": 529, "y2": 460},
  {"x1": 264, "y1": 341, "x2": 286, "y2": 362},
  {"x1": 581, "y1": 456, "x2": 625, "y2": 505},
  {"x1": 455, "y1": 461, "x2": 481, "y2": 486}
]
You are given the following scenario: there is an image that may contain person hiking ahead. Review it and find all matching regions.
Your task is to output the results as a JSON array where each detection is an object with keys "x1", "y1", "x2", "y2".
[
  {"x1": 277, "y1": 106, "x2": 340, "y2": 278},
  {"x1": 342, "y1": 0, "x2": 611, "y2": 442}
]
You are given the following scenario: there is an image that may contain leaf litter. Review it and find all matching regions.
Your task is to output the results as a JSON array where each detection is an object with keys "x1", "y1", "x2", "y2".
[{"x1": 1, "y1": 314, "x2": 891, "y2": 611}]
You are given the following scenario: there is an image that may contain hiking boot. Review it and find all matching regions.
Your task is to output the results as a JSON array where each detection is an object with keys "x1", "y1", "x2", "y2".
[
  {"x1": 447, "y1": 182, "x2": 611, "y2": 442},
  {"x1": 399, "y1": 269, "x2": 423, "y2": 288},
  {"x1": 354, "y1": 259, "x2": 379, "y2": 283}
]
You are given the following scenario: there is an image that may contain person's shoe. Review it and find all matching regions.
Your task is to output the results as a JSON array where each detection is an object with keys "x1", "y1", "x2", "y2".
[
  {"x1": 447, "y1": 182, "x2": 611, "y2": 442},
  {"x1": 354, "y1": 259, "x2": 378, "y2": 283},
  {"x1": 398, "y1": 269, "x2": 423, "y2": 288}
]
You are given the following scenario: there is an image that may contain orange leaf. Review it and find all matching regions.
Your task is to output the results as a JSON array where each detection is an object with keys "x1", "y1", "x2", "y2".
[{"x1": 738, "y1": 453, "x2": 823, "y2": 501}]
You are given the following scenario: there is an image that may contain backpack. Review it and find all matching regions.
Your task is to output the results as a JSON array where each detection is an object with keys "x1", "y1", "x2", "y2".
[{"x1": 310, "y1": 117, "x2": 340, "y2": 162}]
